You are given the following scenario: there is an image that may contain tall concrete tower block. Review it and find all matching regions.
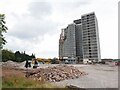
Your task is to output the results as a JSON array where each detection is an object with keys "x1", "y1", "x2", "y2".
[
  {"x1": 59, "y1": 24, "x2": 77, "y2": 63},
  {"x1": 63, "y1": 24, "x2": 76, "y2": 59},
  {"x1": 74, "y1": 19, "x2": 83, "y2": 62},
  {"x1": 59, "y1": 12, "x2": 101, "y2": 63},
  {"x1": 81, "y1": 12, "x2": 101, "y2": 62},
  {"x1": 59, "y1": 29, "x2": 65, "y2": 60}
]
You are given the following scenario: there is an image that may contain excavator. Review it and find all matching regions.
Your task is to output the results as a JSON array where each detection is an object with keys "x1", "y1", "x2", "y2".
[
  {"x1": 32, "y1": 58, "x2": 51, "y2": 65},
  {"x1": 31, "y1": 58, "x2": 59, "y2": 68}
]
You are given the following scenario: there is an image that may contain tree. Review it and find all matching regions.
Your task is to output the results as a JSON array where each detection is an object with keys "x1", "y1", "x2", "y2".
[
  {"x1": 2, "y1": 49, "x2": 35, "y2": 62},
  {"x1": 2, "y1": 49, "x2": 15, "y2": 62},
  {"x1": 0, "y1": 14, "x2": 8, "y2": 49},
  {"x1": 31, "y1": 53, "x2": 35, "y2": 58},
  {"x1": 15, "y1": 51, "x2": 34, "y2": 62},
  {"x1": 15, "y1": 51, "x2": 21, "y2": 62}
]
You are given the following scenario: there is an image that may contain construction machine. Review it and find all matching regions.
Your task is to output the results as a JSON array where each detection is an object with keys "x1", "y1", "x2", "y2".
[{"x1": 32, "y1": 58, "x2": 51, "y2": 64}]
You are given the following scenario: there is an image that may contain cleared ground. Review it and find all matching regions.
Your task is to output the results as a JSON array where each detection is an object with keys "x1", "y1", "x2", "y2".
[
  {"x1": 1, "y1": 61, "x2": 118, "y2": 88},
  {"x1": 19, "y1": 63, "x2": 118, "y2": 88},
  {"x1": 54, "y1": 64, "x2": 118, "y2": 88}
]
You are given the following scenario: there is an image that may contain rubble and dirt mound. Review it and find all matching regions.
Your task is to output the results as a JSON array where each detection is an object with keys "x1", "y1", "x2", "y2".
[
  {"x1": 2, "y1": 61, "x2": 20, "y2": 69},
  {"x1": 2, "y1": 60, "x2": 27, "y2": 69},
  {"x1": 26, "y1": 65, "x2": 87, "y2": 82},
  {"x1": 2, "y1": 61, "x2": 87, "y2": 82}
]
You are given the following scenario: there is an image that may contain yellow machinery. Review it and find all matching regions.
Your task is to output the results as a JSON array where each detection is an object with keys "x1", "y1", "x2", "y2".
[{"x1": 32, "y1": 58, "x2": 51, "y2": 64}]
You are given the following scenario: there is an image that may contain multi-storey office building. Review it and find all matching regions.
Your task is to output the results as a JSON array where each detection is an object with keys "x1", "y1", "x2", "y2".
[
  {"x1": 59, "y1": 24, "x2": 77, "y2": 64},
  {"x1": 59, "y1": 12, "x2": 101, "y2": 63},
  {"x1": 59, "y1": 29, "x2": 64, "y2": 60},
  {"x1": 74, "y1": 19, "x2": 83, "y2": 62},
  {"x1": 59, "y1": 23, "x2": 83, "y2": 63},
  {"x1": 81, "y1": 12, "x2": 101, "y2": 62}
]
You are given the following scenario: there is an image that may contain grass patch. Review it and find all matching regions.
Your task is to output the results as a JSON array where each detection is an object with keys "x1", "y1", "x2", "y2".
[{"x1": 2, "y1": 75, "x2": 63, "y2": 88}]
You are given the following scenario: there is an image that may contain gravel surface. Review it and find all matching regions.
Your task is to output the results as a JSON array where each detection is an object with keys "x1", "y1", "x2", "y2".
[{"x1": 53, "y1": 64, "x2": 118, "y2": 88}]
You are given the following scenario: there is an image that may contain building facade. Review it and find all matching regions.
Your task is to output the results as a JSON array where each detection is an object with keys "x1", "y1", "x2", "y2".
[
  {"x1": 81, "y1": 12, "x2": 101, "y2": 62},
  {"x1": 59, "y1": 12, "x2": 101, "y2": 63},
  {"x1": 59, "y1": 24, "x2": 77, "y2": 64},
  {"x1": 74, "y1": 19, "x2": 83, "y2": 62}
]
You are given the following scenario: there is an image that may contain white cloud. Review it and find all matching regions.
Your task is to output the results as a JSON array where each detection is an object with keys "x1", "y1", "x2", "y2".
[{"x1": 1, "y1": 0, "x2": 119, "y2": 59}]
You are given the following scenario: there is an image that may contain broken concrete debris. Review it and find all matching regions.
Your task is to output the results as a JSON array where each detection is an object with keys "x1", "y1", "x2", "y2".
[{"x1": 26, "y1": 65, "x2": 87, "y2": 82}]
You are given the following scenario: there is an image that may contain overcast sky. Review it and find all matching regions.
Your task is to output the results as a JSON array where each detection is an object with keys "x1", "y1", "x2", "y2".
[{"x1": 0, "y1": 0, "x2": 118, "y2": 59}]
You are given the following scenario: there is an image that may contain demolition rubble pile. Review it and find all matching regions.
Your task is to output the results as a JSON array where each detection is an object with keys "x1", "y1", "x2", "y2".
[
  {"x1": 2, "y1": 61, "x2": 20, "y2": 68},
  {"x1": 26, "y1": 65, "x2": 87, "y2": 82}
]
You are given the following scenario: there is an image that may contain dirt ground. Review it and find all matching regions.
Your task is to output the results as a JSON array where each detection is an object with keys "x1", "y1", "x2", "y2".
[{"x1": 2, "y1": 67, "x2": 25, "y2": 78}]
